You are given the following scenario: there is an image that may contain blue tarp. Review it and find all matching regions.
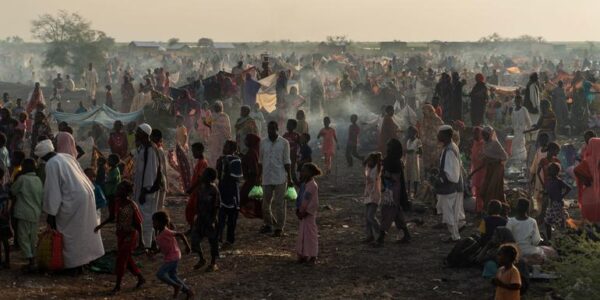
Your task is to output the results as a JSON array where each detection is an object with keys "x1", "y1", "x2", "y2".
[{"x1": 51, "y1": 105, "x2": 144, "y2": 128}]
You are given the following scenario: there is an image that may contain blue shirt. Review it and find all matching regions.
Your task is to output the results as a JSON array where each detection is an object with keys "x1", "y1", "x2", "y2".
[{"x1": 94, "y1": 183, "x2": 107, "y2": 209}]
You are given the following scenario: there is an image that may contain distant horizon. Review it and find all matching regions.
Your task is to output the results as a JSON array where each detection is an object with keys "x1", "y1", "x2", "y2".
[{"x1": 3, "y1": 0, "x2": 600, "y2": 43}]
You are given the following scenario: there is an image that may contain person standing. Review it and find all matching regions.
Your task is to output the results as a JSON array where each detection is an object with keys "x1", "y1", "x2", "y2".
[
  {"x1": 449, "y1": 72, "x2": 464, "y2": 123},
  {"x1": 120, "y1": 75, "x2": 135, "y2": 113},
  {"x1": 216, "y1": 141, "x2": 243, "y2": 249},
  {"x1": 511, "y1": 95, "x2": 532, "y2": 163},
  {"x1": 207, "y1": 101, "x2": 231, "y2": 167},
  {"x1": 108, "y1": 120, "x2": 128, "y2": 159},
  {"x1": 469, "y1": 74, "x2": 488, "y2": 127},
  {"x1": 435, "y1": 125, "x2": 465, "y2": 241},
  {"x1": 346, "y1": 114, "x2": 364, "y2": 168},
  {"x1": 133, "y1": 124, "x2": 161, "y2": 249},
  {"x1": 295, "y1": 163, "x2": 321, "y2": 264},
  {"x1": 259, "y1": 121, "x2": 292, "y2": 237},
  {"x1": 234, "y1": 106, "x2": 258, "y2": 155},
  {"x1": 471, "y1": 126, "x2": 508, "y2": 208},
  {"x1": 83, "y1": 63, "x2": 99, "y2": 102},
  {"x1": 35, "y1": 139, "x2": 105, "y2": 270}
]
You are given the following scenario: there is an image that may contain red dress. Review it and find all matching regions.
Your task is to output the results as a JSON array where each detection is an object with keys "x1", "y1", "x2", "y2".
[{"x1": 186, "y1": 159, "x2": 208, "y2": 226}]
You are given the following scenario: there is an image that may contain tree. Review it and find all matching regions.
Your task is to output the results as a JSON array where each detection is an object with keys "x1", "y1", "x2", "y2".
[
  {"x1": 31, "y1": 10, "x2": 114, "y2": 75},
  {"x1": 168, "y1": 37, "x2": 180, "y2": 46},
  {"x1": 197, "y1": 38, "x2": 214, "y2": 48}
]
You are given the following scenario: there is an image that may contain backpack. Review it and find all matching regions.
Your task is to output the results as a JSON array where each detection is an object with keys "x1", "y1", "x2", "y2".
[{"x1": 445, "y1": 236, "x2": 481, "y2": 268}]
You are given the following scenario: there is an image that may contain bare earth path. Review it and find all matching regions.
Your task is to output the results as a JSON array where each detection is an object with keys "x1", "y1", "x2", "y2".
[{"x1": 0, "y1": 154, "x2": 543, "y2": 300}]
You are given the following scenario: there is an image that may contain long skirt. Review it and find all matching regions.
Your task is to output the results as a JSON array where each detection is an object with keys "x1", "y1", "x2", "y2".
[
  {"x1": 480, "y1": 161, "x2": 505, "y2": 208},
  {"x1": 296, "y1": 214, "x2": 318, "y2": 257}
]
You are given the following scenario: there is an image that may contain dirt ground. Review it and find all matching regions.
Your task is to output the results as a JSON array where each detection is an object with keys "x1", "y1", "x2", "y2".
[
  {"x1": 0, "y1": 151, "x2": 551, "y2": 300},
  {"x1": 0, "y1": 81, "x2": 554, "y2": 299}
]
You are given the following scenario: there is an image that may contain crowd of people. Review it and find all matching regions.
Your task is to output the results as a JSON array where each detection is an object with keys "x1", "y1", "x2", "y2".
[{"x1": 0, "y1": 48, "x2": 598, "y2": 299}]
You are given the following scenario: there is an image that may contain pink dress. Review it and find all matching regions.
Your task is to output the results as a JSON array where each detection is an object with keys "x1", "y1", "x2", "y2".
[
  {"x1": 318, "y1": 127, "x2": 337, "y2": 155},
  {"x1": 296, "y1": 180, "x2": 319, "y2": 258}
]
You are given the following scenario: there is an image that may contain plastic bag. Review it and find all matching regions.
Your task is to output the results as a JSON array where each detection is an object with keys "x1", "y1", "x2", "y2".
[
  {"x1": 37, "y1": 229, "x2": 64, "y2": 271},
  {"x1": 248, "y1": 185, "x2": 263, "y2": 199},
  {"x1": 285, "y1": 186, "x2": 298, "y2": 201}
]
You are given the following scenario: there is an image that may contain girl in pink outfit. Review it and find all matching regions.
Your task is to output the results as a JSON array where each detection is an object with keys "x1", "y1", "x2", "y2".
[
  {"x1": 317, "y1": 117, "x2": 338, "y2": 174},
  {"x1": 296, "y1": 163, "x2": 321, "y2": 264}
]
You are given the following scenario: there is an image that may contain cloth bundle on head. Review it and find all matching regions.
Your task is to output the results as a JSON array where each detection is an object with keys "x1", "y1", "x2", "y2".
[
  {"x1": 34, "y1": 139, "x2": 55, "y2": 158},
  {"x1": 138, "y1": 123, "x2": 152, "y2": 136}
]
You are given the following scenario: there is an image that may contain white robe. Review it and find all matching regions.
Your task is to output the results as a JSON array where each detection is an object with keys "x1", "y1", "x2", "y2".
[
  {"x1": 83, "y1": 68, "x2": 99, "y2": 99},
  {"x1": 436, "y1": 143, "x2": 465, "y2": 240},
  {"x1": 511, "y1": 107, "x2": 532, "y2": 162},
  {"x1": 43, "y1": 153, "x2": 104, "y2": 268},
  {"x1": 133, "y1": 145, "x2": 160, "y2": 247}
]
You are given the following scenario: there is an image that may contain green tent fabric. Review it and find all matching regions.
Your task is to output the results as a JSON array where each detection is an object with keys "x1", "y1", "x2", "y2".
[{"x1": 51, "y1": 105, "x2": 144, "y2": 129}]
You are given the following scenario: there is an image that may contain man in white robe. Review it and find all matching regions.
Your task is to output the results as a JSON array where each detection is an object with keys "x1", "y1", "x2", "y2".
[
  {"x1": 511, "y1": 97, "x2": 532, "y2": 163},
  {"x1": 36, "y1": 139, "x2": 104, "y2": 269},
  {"x1": 83, "y1": 63, "x2": 99, "y2": 101},
  {"x1": 133, "y1": 123, "x2": 161, "y2": 248},
  {"x1": 435, "y1": 125, "x2": 465, "y2": 241}
]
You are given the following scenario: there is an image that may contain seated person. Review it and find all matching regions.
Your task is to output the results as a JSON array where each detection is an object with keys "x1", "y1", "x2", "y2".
[
  {"x1": 478, "y1": 200, "x2": 508, "y2": 246},
  {"x1": 506, "y1": 198, "x2": 556, "y2": 264}
]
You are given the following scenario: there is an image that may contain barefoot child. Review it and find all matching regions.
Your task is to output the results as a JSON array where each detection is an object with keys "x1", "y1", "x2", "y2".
[
  {"x1": 191, "y1": 168, "x2": 220, "y2": 272},
  {"x1": 85, "y1": 168, "x2": 107, "y2": 224},
  {"x1": 217, "y1": 141, "x2": 242, "y2": 250},
  {"x1": 104, "y1": 154, "x2": 122, "y2": 217},
  {"x1": 10, "y1": 159, "x2": 42, "y2": 271},
  {"x1": 95, "y1": 181, "x2": 145, "y2": 294},
  {"x1": 492, "y1": 244, "x2": 522, "y2": 300},
  {"x1": 405, "y1": 126, "x2": 422, "y2": 197},
  {"x1": 186, "y1": 142, "x2": 209, "y2": 229},
  {"x1": 317, "y1": 117, "x2": 337, "y2": 174},
  {"x1": 152, "y1": 211, "x2": 194, "y2": 299},
  {"x1": 296, "y1": 163, "x2": 322, "y2": 264},
  {"x1": 543, "y1": 163, "x2": 571, "y2": 240},
  {"x1": 363, "y1": 152, "x2": 382, "y2": 244},
  {"x1": 346, "y1": 114, "x2": 364, "y2": 167}
]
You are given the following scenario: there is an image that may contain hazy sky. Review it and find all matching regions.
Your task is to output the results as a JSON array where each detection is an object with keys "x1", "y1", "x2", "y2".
[{"x1": 3, "y1": 0, "x2": 600, "y2": 42}]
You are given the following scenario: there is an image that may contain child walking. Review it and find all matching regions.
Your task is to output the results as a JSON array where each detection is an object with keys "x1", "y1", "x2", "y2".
[
  {"x1": 363, "y1": 152, "x2": 382, "y2": 244},
  {"x1": 216, "y1": 141, "x2": 242, "y2": 250},
  {"x1": 95, "y1": 181, "x2": 145, "y2": 294},
  {"x1": 85, "y1": 168, "x2": 108, "y2": 223},
  {"x1": 543, "y1": 163, "x2": 571, "y2": 240},
  {"x1": 104, "y1": 154, "x2": 122, "y2": 217},
  {"x1": 346, "y1": 114, "x2": 364, "y2": 167},
  {"x1": 186, "y1": 142, "x2": 209, "y2": 229},
  {"x1": 296, "y1": 163, "x2": 322, "y2": 264},
  {"x1": 10, "y1": 159, "x2": 42, "y2": 271},
  {"x1": 405, "y1": 126, "x2": 422, "y2": 197},
  {"x1": 317, "y1": 116, "x2": 338, "y2": 174},
  {"x1": 152, "y1": 211, "x2": 194, "y2": 299},
  {"x1": 492, "y1": 244, "x2": 522, "y2": 300},
  {"x1": 0, "y1": 169, "x2": 11, "y2": 268},
  {"x1": 191, "y1": 168, "x2": 220, "y2": 272}
]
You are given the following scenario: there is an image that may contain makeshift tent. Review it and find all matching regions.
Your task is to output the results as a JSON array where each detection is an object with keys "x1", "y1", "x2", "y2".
[
  {"x1": 256, "y1": 74, "x2": 278, "y2": 113},
  {"x1": 51, "y1": 105, "x2": 144, "y2": 129}
]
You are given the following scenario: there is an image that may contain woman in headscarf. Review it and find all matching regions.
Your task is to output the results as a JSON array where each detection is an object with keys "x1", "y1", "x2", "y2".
[
  {"x1": 120, "y1": 75, "x2": 135, "y2": 113},
  {"x1": 449, "y1": 72, "x2": 465, "y2": 123},
  {"x1": 420, "y1": 104, "x2": 444, "y2": 172},
  {"x1": 207, "y1": 101, "x2": 231, "y2": 167},
  {"x1": 240, "y1": 134, "x2": 262, "y2": 218},
  {"x1": 471, "y1": 126, "x2": 508, "y2": 208},
  {"x1": 574, "y1": 138, "x2": 600, "y2": 223},
  {"x1": 469, "y1": 74, "x2": 488, "y2": 127},
  {"x1": 470, "y1": 127, "x2": 486, "y2": 213},
  {"x1": 26, "y1": 82, "x2": 45, "y2": 114},
  {"x1": 195, "y1": 101, "x2": 212, "y2": 145},
  {"x1": 376, "y1": 138, "x2": 410, "y2": 245},
  {"x1": 524, "y1": 100, "x2": 556, "y2": 142},
  {"x1": 434, "y1": 73, "x2": 452, "y2": 122},
  {"x1": 55, "y1": 131, "x2": 78, "y2": 159}
]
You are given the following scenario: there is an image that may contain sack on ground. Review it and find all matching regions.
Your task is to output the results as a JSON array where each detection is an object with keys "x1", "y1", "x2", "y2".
[{"x1": 445, "y1": 236, "x2": 481, "y2": 268}]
